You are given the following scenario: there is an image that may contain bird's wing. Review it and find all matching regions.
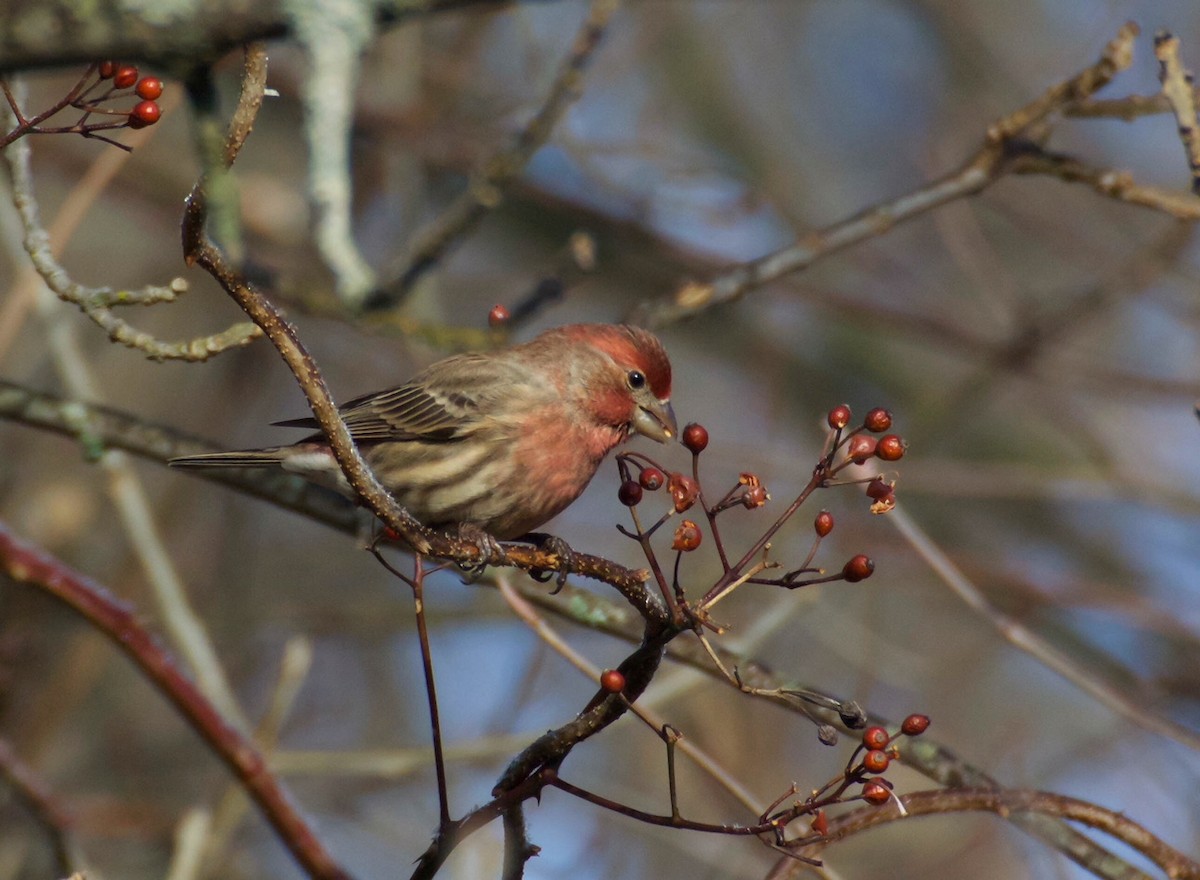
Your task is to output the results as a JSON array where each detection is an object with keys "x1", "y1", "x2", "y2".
[{"x1": 273, "y1": 353, "x2": 524, "y2": 443}]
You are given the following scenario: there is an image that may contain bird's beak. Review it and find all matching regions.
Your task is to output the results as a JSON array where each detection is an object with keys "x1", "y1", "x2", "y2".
[{"x1": 632, "y1": 400, "x2": 677, "y2": 444}]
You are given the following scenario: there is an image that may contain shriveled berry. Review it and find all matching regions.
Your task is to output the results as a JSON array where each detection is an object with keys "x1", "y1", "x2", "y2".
[
  {"x1": 901, "y1": 714, "x2": 930, "y2": 736},
  {"x1": 113, "y1": 64, "x2": 139, "y2": 89},
  {"x1": 128, "y1": 100, "x2": 160, "y2": 128},
  {"x1": 488, "y1": 304, "x2": 510, "y2": 327},
  {"x1": 682, "y1": 423, "x2": 709, "y2": 454},
  {"x1": 742, "y1": 484, "x2": 768, "y2": 509},
  {"x1": 618, "y1": 480, "x2": 643, "y2": 507},
  {"x1": 847, "y1": 435, "x2": 877, "y2": 464},
  {"x1": 842, "y1": 554, "x2": 874, "y2": 582},
  {"x1": 135, "y1": 76, "x2": 164, "y2": 100},
  {"x1": 600, "y1": 669, "x2": 626, "y2": 693},
  {"x1": 639, "y1": 467, "x2": 665, "y2": 491},
  {"x1": 861, "y1": 781, "x2": 890, "y2": 805},
  {"x1": 814, "y1": 510, "x2": 834, "y2": 537},
  {"x1": 865, "y1": 477, "x2": 892, "y2": 500},
  {"x1": 671, "y1": 519, "x2": 702, "y2": 551},
  {"x1": 862, "y1": 726, "x2": 890, "y2": 750},
  {"x1": 827, "y1": 404, "x2": 852, "y2": 430},
  {"x1": 863, "y1": 407, "x2": 892, "y2": 432},
  {"x1": 862, "y1": 749, "x2": 890, "y2": 774},
  {"x1": 668, "y1": 472, "x2": 699, "y2": 513},
  {"x1": 810, "y1": 810, "x2": 829, "y2": 836},
  {"x1": 876, "y1": 434, "x2": 907, "y2": 461},
  {"x1": 98, "y1": 61, "x2": 117, "y2": 79}
]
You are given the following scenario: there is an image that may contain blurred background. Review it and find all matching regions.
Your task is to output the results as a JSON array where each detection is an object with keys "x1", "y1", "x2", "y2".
[{"x1": 2, "y1": 0, "x2": 1200, "y2": 877}]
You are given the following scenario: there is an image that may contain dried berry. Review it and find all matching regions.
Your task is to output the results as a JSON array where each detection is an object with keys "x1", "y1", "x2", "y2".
[
  {"x1": 814, "y1": 510, "x2": 834, "y2": 537},
  {"x1": 671, "y1": 519, "x2": 702, "y2": 551},
  {"x1": 901, "y1": 714, "x2": 930, "y2": 736},
  {"x1": 668, "y1": 472, "x2": 699, "y2": 513}
]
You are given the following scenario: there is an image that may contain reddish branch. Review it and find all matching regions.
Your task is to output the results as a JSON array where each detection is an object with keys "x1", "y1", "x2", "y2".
[
  {"x1": 0, "y1": 521, "x2": 353, "y2": 880},
  {"x1": 790, "y1": 788, "x2": 1200, "y2": 880}
]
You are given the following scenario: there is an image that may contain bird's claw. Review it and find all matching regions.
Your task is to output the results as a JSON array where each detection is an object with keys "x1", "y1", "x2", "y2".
[
  {"x1": 523, "y1": 532, "x2": 573, "y2": 593},
  {"x1": 453, "y1": 522, "x2": 506, "y2": 582}
]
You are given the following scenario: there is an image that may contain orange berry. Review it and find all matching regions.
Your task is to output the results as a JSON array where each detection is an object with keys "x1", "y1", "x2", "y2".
[
  {"x1": 671, "y1": 520, "x2": 702, "y2": 552},
  {"x1": 135, "y1": 76, "x2": 163, "y2": 100},
  {"x1": 113, "y1": 64, "x2": 139, "y2": 89},
  {"x1": 599, "y1": 669, "x2": 626, "y2": 693},
  {"x1": 814, "y1": 510, "x2": 834, "y2": 537},
  {"x1": 128, "y1": 100, "x2": 161, "y2": 128},
  {"x1": 901, "y1": 714, "x2": 930, "y2": 736}
]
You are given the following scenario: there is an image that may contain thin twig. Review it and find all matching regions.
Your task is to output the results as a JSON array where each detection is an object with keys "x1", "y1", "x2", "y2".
[
  {"x1": 375, "y1": 0, "x2": 621, "y2": 306},
  {"x1": 1153, "y1": 32, "x2": 1200, "y2": 194},
  {"x1": 0, "y1": 521, "x2": 353, "y2": 880},
  {"x1": 632, "y1": 22, "x2": 1145, "y2": 327}
]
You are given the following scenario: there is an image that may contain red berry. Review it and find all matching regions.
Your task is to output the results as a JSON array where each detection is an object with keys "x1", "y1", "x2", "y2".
[
  {"x1": 135, "y1": 76, "x2": 164, "y2": 100},
  {"x1": 901, "y1": 714, "x2": 930, "y2": 736},
  {"x1": 98, "y1": 61, "x2": 117, "y2": 79},
  {"x1": 863, "y1": 407, "x2": 892, "y2": 433},
  {"x1": 639, "y1": 467, "x2": 665, "y2": 491},
  {"x1": 861, "y1": 781, "x2": 890, "y2": 805},
  {"x1": 862, "y1": 725, "x2": 890, "y2": 750},
  {"x1": 682, "y1": 423, "x2": 709, "y2": 454},
  {"x1": 810, "y1": 810, "x2": 828, "y2": 836},
  {"x1": 618, "y1": 480, "x2": 643, "y2": 507},
  {"x1": 876, "y1": 434, "x2": 907, "y2": 462},
  {"x1": 599, "y1": 669, "x2": 626, "y2": 694},
  {"x1": 847, "y1": 435, "x2": 877, "y2": 464},
  {"x1": 488, "y1": 304, "x2": 510, "y2": 327},
  {"x1": 862, "y1": 749, "x2": 890, "y2": 774},
  {"x1": 113, "y1": 64, "x2": 139, "y2": 89},
  {"x1": 671, "y1": 519, "x2": 702, "y2": 552},
  {"x1": 814, "y1": 510, "x2": 834, "y2": 537},
  {"x1": 842, "y1": 554, "x2": 874, "y2": 582},
  {"x1": 827, "y1": 404, "x2": 852, "y2": 430},
  {"x1": 668, "y1": 472, "x2": 699, "y2": 513},
  {"x1": 128, "y1": 100, "x2": 160, "y2": 128}
]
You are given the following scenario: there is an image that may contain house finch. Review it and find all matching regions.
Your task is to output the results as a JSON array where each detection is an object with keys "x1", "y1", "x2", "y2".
[{"x1": 170, "y1": 323, "x2": 676, "y2": 541}]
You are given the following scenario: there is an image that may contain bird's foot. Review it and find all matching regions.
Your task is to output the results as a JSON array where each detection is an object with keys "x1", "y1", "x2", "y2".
[
  {"x1": 454, "y1": 522, "x2": 505, "y2": 583},
  {"x1": 519, "y1": 531, "x2": 574, "y2": 593}
]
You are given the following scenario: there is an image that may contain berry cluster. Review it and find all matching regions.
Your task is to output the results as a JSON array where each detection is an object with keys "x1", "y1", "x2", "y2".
[
  {"x1": 1, "y1": 61, "x2": 165, "y2": 151},
  {"x1": 613, "y1": 405, "x2": 907, "y2": 623}
]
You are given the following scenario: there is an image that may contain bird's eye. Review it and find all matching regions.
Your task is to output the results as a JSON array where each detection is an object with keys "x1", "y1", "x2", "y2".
[{"x1": 627, "y1": 370, "x2": 646, "y2": 390}]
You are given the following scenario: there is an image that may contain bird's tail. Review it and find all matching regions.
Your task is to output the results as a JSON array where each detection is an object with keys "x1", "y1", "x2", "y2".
[{"x1": 169, "y1": 449, "x2": 286, "y2": 469}]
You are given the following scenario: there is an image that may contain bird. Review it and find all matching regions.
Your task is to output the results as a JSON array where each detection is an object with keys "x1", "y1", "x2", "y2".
[{"x1": 170, "y1": 323, "x2": 676, "y2": 545}]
